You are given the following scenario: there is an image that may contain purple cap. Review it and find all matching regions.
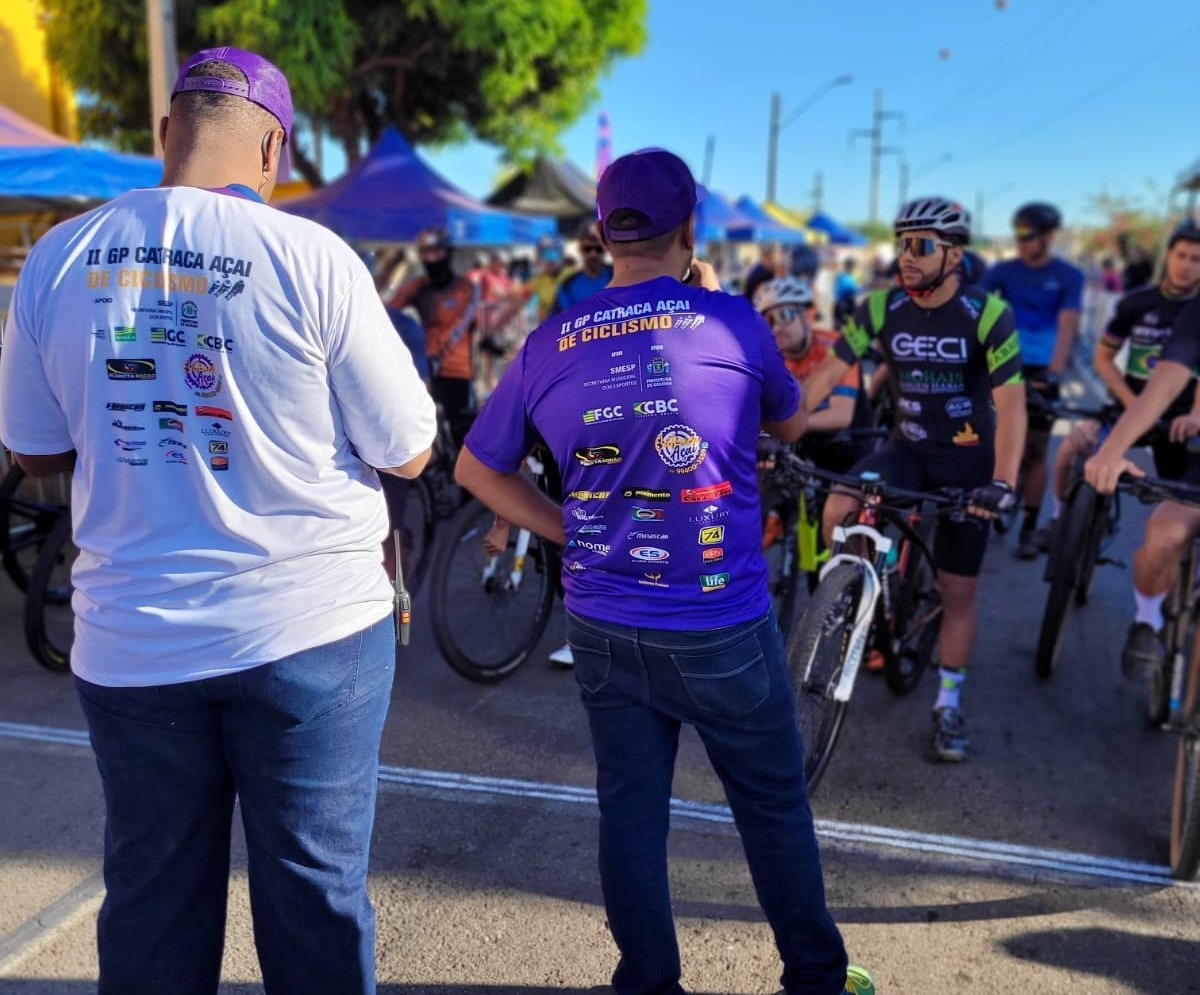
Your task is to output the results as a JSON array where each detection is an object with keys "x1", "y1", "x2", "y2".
[
  {"x1": 172, "y1": 47, "x2": 293, "y2": 141},
  {"x1": 596, "y1": 148, "x2": 707, "y2": 243}
]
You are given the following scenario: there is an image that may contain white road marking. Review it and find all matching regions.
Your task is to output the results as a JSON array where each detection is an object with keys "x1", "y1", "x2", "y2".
[
  {"x1": 2, "y1": 720, "x2": 1195, "y2": 891},
  {"x1": 0, "y1": 869, "x2": 104, "y2": 975}
]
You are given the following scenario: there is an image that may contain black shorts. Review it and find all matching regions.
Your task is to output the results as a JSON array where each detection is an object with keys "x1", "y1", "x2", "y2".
[
  {"x1": 844, "y1": 442, "x2": 994, "y2": 577},
  {"x1": 1150, "y1": 437, "x2": 1200, "y2": 486},
  {"x1": 1023, "y1": 364, "x2": 1058, "y2": 433}
]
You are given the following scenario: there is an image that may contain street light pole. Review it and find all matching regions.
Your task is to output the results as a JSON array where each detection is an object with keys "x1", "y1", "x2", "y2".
[
  {"x1": 766, "y1": 75, "x2": 852, "y2": 203},
  {"x1": 145, "y1": 0, "x2": 178, "y2": 158}
]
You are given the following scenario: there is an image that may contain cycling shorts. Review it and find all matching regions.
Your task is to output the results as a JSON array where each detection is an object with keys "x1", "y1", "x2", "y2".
[
  {"x1": 1067, "y1": 418, "x2": 1200, "y2": 484},
  {"x1": 843, "y1": 442, "x2": 994, "y2": 577},
  {"x1": 1023, "y1": 364, "x2": 1058, "y2": 433}
]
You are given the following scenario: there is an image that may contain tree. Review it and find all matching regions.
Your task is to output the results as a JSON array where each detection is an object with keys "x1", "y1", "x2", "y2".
[
  {"x1": 1080, "y1": 189, "x2": 1168, "y2": 261},
  {"x1": 40, "y1": 0, "x2": 647, "y2": 186}
]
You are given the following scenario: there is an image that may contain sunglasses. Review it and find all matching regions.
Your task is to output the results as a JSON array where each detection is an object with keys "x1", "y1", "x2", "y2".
[
  {"x1": 1014, "y1": 229, "x2": 1043, "y2": 242},
  {"x1": 581, "y1": 244, "x2": 606, "y2": 255},
  {"x1": 896, "y1": 236, "x2": 954, "y2": 258},
  {"x1": 765, "y1": 306, "x2": 806, "y2": 329}
]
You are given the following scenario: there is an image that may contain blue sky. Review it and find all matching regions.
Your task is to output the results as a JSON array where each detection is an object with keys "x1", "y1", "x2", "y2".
[{"x1": 396, "y1": 0, "x2": 1200, "y2": 237}]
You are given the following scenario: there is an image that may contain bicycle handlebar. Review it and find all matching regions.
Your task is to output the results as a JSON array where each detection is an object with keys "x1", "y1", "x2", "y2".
[
  {"x1": 774, "y1": 453, "x2": 967, "y2": 516},
  {"x1": 1119, "y1": 473, "x2": 1200, "y2": 509}
]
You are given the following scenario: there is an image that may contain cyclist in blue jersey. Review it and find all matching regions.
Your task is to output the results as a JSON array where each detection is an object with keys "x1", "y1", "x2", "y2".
[
  {"x1": 981, "y1": 202, "x2": 1085, "y2": 558},
  {"x1": 551, "y1": 220, "x2": 613, "y2": 315}
]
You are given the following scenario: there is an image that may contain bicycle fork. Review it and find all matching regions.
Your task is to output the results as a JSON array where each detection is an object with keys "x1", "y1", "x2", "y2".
[{"x1": 820, "y1": 524, "x2": 893, "y2": 702}]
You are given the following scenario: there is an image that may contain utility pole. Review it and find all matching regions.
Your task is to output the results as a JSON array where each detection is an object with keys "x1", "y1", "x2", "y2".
[
  {"x1": 766, "y1": 93, "x2": 782, "y2": 204},
  {"x1": 146, "y1": 0, "x2": 179, "y2": 157},
  {"x1": 810, "y1": 172, "x2": 824, "y2": 214},
  {"x1": 898, "y1": 159, "x2": 910, "y2": 208},
  {"x1": 849, "y1": 89, "x2": 904, "y2": 224},
  {"x1": 702, "y1": 134, "x2": 716, "y2": 188}
]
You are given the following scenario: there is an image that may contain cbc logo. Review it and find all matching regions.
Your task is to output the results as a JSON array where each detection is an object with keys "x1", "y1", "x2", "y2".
[
  {"x1": 196, "y1": 334, "x2": 234, "y2": 352},
  {"x1": 633, "y1": 398, "x2": 679, "y2": 417}
]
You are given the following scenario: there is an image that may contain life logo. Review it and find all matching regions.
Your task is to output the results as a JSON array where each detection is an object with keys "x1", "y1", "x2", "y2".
[
  {"x1": 654, "y1": 423, "x2": 708, "y2": 474},
  {"x1": 150, "y1": 326, "x2": 187, "y2": 346},
  {"x1": 698, "y1": 525, "x2": 725, "y2": 546},
  {"x1": 582, "y1": 405, "x2": 623, "y2": 425},
  {"x1": 630, "y1": 546, "x2": 669, "y2": 563},
  {"x1": 700, "y1": 572, "x2": 730, "y2": 592},
  {"x1": 631, "y1": 507, "x2": 665, "y2": 521},
  {"x1": 197, "y1": 334, "x2": 234, "y2": 352},
  {"x1": 633, "y1": 398, "x2": 679, "y2": 417},
  {"x1": 890, "y1": 333, "x2": 967, "y2": 362}
]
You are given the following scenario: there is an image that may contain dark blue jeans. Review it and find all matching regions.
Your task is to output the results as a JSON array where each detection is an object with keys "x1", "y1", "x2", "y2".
[
  {"x1": 75, "y1": 616, "x2": 395, "y2": 995},
  {"x1": 566, "y1": 609, "x2": 848, "y2": 995}
]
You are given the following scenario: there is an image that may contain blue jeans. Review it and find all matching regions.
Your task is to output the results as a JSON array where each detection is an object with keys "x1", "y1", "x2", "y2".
[
  {"x1": 75, "y1": 616, "x2": 395, "y2": 995},
  {"x1": 566, "y1": 609, "x2": 848, "y2": 995}
]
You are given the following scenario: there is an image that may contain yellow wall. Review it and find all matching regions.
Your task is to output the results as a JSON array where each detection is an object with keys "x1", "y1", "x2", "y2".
[{"x1": 0, "y1": 0, "x2": 76, "y2": 139}]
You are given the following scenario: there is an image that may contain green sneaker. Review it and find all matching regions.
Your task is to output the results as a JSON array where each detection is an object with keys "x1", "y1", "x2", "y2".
[{"x1": 844, "y1": 965, "x2": 875, "y2": 994}]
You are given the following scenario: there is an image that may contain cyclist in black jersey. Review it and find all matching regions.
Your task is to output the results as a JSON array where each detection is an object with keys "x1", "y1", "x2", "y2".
[
  {"x1": 805, "y1": 196, "x2": 1027, "y2": 762},
  {"x1": 1049, "y1": 222, "x2": 1200, "y2": 527},
  {"x1": 1086, "y1": 221, "x2": 1200, "y2": 679}
]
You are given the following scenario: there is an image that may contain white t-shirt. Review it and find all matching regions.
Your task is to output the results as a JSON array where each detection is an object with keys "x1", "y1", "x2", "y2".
[{"x1": 0, "y1": 185, "x2": 436, "y2": 687}]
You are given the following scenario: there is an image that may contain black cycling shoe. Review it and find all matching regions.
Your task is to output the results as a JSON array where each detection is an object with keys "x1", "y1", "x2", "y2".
[
  {"x1": 932, "y1": 706, "x2": 969, "y2": 762},
  {"x1": 1121, "y1": 622, "x2": 1165, "y2": 682},
  {"x1": 1016, "y1": 527, "x2": 1039, "y2": 560}
]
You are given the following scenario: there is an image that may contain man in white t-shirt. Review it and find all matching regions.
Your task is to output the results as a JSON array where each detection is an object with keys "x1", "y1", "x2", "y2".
[{"x1": 0, "y1": 48, "x2": 435, "y2": 995}]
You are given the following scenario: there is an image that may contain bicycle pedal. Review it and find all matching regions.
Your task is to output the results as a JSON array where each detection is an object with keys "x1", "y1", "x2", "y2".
[{"x1": 1096, "y1": 557, "x2": 1127, "y2": 568}]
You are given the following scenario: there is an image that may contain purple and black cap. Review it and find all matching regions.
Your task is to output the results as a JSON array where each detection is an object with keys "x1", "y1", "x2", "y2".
[
  {"x1": 596, "y1": 148, "x2": 707, "y2": 243},
  {"x1": 172, "y1": 47, "x2": 293, "y2": 142}
]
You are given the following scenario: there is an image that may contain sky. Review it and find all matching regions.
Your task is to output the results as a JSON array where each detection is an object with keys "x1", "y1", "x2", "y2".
[{"x1": 374, "y1": 0, "x2": 1200, "y2": 238}]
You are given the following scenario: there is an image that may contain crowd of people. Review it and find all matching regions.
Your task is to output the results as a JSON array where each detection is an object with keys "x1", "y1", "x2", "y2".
[{"x1": 6, "y1": 42, "x2": 1200, "y2": 995}]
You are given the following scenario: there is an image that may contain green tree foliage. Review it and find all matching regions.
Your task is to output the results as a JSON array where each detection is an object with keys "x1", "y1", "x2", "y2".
[
  {"x1": 40, "y1": 0, "x2": 646, "y2": 184},
  {"x1": 1080, "y1": 190, "x2": 1168, "y2": 262}
]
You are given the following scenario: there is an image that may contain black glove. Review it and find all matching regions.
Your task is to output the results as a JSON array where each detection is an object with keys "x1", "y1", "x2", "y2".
[{"x1": 968, "y1": 479, "x2": 1016, "y2": 514}]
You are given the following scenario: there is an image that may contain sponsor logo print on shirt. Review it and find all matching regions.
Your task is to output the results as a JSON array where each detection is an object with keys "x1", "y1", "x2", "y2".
[
  {"x1": 890, "y1": 333, "x2": 967, "y2": 362},
  {"x1": 110, "y1": 419, "x2": 144, "y2": 431},
  {"x1": 106, "y1": 402, "x2": 146, "y2": 412},
  {"x1": 116, "y1": 456, "x2": 148, "y2": 466},
  {"x1": 181, "y1": 301, "x2": 200, "y2": 324},
  {"x1": 702, "y1": 547, "x2": 724, "y2": 564},
  {"x1": 680, "y1": 480, "x2": 732, "y2": 503},
  {"x1": 575, "y1": 445, "x2": 622, "y2": 467},
  {"x1": 568, "y1": 539, "x2": 612, "y2": 555},
  {"x1": 688, "y1": 504, "x2": 731, "y2": 524},
  {"x1": 160, "y1": 437, "x2": 185, "y2": 447},
  {"x1": 582, "y1": 405, "x2": 624, "y2": 425},
  {"x1": 577, "y1": 524, "x2": 607, "y2": 535},
  {"x1": 654, "y1": 423, "x2": 708, "y2": 474},
  {"x1": 899, "y1": 420, "x2": 928, "y2": 442},
  {"x1": 630, "y1": 546, "x2": 670, "y2": 563},
  {"x1": 112, "y1": 326, "x2": 136, "y2": 342},
  {"x1": 698, "y1": 526, "x2": 725, "y2": 545},
  {"x1": 150, "y1": 326, "x2": 187, "y2": 346},
  {"x1": 700, "y1": 572, "x2": 730, "y2": 592},
  {"x1": 114, "y1": 439, "x2": 147, "y2": 451},
  {"x1": 163, "y1": 450, "x2": 188, "y2": 465},
  {"x1": 645, "y1": 355, "x2": 672, "y2": 387},
  {"x1": 953, "y1": 422, "x2": 980, "y2": 447},
  {"x1": 628, "y1": 531, "x2": 668, "y2": 541},
  {"x1": 210, "y1": 456, "x2": 229, "y2": 471},
  {"x1": 622, "y1": 487, "x2": 670, "y2": 502},
  {"x1": 159, "y1": 417, "x2": 184, "y2": 433},
  {"x1": 196, "y1": 334, "x2": 234, "y2": 352},
  {"x1": 945, "y1": 397, "x2": 973, "y2": 419},
  {"x1": 633, "y1": 398, "x2": 680, "y2": 417},
  {"x1": 208, "y1": 441, "x2": 228, "y2": 455},
  {"x1": 106, "y1": 358, "x2": 156, "y2": 381},
  {"x1": 568, "y1": 490, "x2": 610, "y2": 501},
  {"x1": 898, "y1": 368, "x2": 964, "y2": 395},
  {"x1": 638, "y1": 571, "x2": 669, "y2": 588},
  {"x1": 194, "y1": 405, "x2": 233, "y2": 420},
  {"x1": 183, "y1": 353, "x2": 223, "y2": 398},
  {"x1": 201, "y1": 421, "x2": 231, "y2": 438},
  {"x1": 631, "y1": 507, "x2": 665, "y2": 521},
  {"x1": 898, "y1": 398, "x2": 922, "y2": 416},
  {"x1": 571, "y1": 507, "x2": 601, "y2": 521},
  {"x1": 153, "y1": 401, "x2": 188, "y2": 415}
]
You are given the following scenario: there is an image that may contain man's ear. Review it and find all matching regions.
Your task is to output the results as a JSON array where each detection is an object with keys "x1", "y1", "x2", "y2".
[
  {"x1": 261, "y1": 129, "x2": 284, "y2": 174},
  {"x1": 682, "y1": 215, "x2": 696, "y2": 252},
  {"x1": 158, "y1": 116, "x2": 170, "y2": 155}
]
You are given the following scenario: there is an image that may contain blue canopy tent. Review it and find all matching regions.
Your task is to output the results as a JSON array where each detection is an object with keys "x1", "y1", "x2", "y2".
[
  {"x1": 806, "y1": 211, "x2": 867, "y2": 246},
  {"x1": 733, "y1": 196, "x2": 809, "y2": 244},
  {"x1": 283, "y1": 127, "x2": 555, "y2": 245},
  {"x1": 695, "y1": 190, "x2": 781, "y2": 242},
  {"x1": 0, "y1": 144, "x2": 162, "y2": 213}
]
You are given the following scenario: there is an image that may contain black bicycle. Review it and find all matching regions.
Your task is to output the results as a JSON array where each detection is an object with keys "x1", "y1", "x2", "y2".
[
  {"x1": 785, "y1": 463, "x2": 965, "y2": 791},
  {"x1": 0, "y1": 462, "x2": 70, "y2": 592},
  {"x1": 23, "y1": 509, "x2": 76, "y2": 673}
]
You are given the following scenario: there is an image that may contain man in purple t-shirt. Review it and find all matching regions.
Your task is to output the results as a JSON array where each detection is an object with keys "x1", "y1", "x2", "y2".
[{"x1": 457, "y1": 149, "x2": 862, "y2": 995}]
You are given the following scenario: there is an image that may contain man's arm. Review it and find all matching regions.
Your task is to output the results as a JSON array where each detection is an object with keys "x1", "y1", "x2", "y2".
[
  {"x1": 1170, "y1": 377, "x2": 1200, "y2": 443},
  {"x1": 803, "y1": 351, "x2": 854, "y2": 414},
  {"x1": 990, "y1": 383, "x2": 1027, "y2": 487},
  {"x1": 455, "y1": 446, "x2": 566, "y2": 546},
  {"x1": 762, "y1": 402, "x2": 807, "y2": 443},
  {"x1": 13, "y1": 451, "x2": 75, "y2": 477},
  {"x1": 1086, "y1": 360, "x2": 1194, "y2": 492},
  {"x1": 378, "y1": 448, "x2": 433, "y2": 479},
  {"x1": 1093, "y1": 340, "x2": 1137, "y2": 409},
  {"x1": 805, "y1": 393, "x2": 855, "y2": 433},
  {"x1": 1048, "y1": 307, "x2": 1081, "y2": 374}
]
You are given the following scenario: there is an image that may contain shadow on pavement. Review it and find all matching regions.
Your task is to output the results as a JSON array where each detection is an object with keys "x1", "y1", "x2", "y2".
[
  {"x1": 1000, "y1": 926, "x2": 1199, "y2": 994},
  {"x1": 0, "y1": 984, "x2": 641, "y2": 995}
]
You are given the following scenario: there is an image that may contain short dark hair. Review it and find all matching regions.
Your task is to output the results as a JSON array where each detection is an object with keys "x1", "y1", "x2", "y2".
[
  {"x1": 172, "y1": 60, "x2": 272, "y2": 135},
  {"x1": 604, "y1": 209, "x2": 682, "y2": 257}
]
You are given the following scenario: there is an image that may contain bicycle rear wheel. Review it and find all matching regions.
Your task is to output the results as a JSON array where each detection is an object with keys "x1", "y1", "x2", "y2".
[
  {"x1": 883, "y1": 515, "x2": 941, "y2": 696},
  {"x1": 23, "y1": 512, "x2": 76, "y2": 673},
  {"x1": 1074, "y1": 494, "x2": 1112, "y2": 607},
  {"x1": 788, "y1": 561, "x2": 862, "y2": 793},
  {"x1": 0, "y1": 465, "x2": 68, "y2": 593},
  {"x1": 1170, "y1": 636, "x2": 1200, "y2": 879},
  {"x1": 1035, "y1": 483, "x2": 1096, "y2": 679},
  {"x1": 429, "y1": 498, "x2": 558, "y2": 683},
  {"x1": 381, "y1": 475, "x2": 437, "y2": 597},
  {"x1": 764, "y1": 522, "x2": 801, "y2": 640}
]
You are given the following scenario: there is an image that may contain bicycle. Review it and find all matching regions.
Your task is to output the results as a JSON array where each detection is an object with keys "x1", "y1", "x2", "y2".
[
  {"x1": 23, "y1": 508, "x2": 76, "y2": 673},
  {"x1": 0, "y1": 460, "x2": 71, "y2": 592},
  {"x1": 1035, "y1": 404, "x2": 1171, "y2": 679},
  {"x1": 427, "y1": 453, "x2": 560, "y2": 683},
  {"x1": 785, "y1": 462, "x2": 965, "y2": 791},
  {"x1": 1118, "y1": 474, "x2": 1200, "y2": 879}
]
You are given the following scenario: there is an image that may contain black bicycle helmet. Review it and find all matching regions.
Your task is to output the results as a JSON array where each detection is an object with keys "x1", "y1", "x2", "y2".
[
  {"x1": 789, "y1": 244, "x2": 820, "y2": 280},
  {"x1": 416, "y1": 227, "x2": 453, "y2": 251},
  {"x1": 894, "y1": 196, "x2": 972, "y2": 245},
  {"x1": 1168, "y1": 217, "x2": 1200, "y2": 249},
  {"x1": 1012, "y1": 202, "x2": 1062, "y2": 234}
]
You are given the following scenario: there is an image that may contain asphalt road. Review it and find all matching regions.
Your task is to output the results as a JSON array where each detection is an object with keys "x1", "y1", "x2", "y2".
[{"x1": 0, "y1": 438, "x2": 1198, "y2": 995}]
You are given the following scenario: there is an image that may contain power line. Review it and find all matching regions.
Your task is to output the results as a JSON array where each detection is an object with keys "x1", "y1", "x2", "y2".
[{"x1": 959, "y1": 19, "x2": 1200, "y2": 165}]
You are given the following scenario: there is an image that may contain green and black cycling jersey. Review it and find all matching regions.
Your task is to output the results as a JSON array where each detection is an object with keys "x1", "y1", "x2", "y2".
[
  {"x1": 834, "y1": 284, "x2": 1023, "y2": 449},
  {"x1": 1101, "y1": 284, "x2": 1198, "y2": 418}
]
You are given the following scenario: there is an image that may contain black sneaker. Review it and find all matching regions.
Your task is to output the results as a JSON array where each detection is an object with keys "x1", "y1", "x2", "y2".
[
  {"x1": 1121, "y1": 622, "x2": 1164, "y2": 681},
  {"x1": 932, "y1": 706, "x2": 969, "y2": 762},
  {"x1": 1016, "y1": 527, "x2": 1039, "y2": 560},
  {"x1": 1035, "y1": 519, "x2": 1056, "y2": 553}
]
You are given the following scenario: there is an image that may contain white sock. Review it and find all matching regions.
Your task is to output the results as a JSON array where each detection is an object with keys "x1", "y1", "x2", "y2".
[
  {"x1": 1049, "y1": 495, "x2": 1062, "y2": 519},
  {"x1": 934, "y1": 667, "x2": 965, "y2": 712},
  {"x1": 1134, "y1": 589, "x2": 1166, "y2": 631}
]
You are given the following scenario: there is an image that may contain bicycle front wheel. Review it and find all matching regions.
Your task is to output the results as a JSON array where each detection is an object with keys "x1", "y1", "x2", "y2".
[
  {"x1": 1170, "y1": 636, "x2": 1200, "y2": 879},
  {"x1": 0, "y1": 464, "x2": 68, "y2": 593},
  {"x1": 23, "y1": 512, "x2": 76, "y2": 673},
  {"x1": 1035, "y1": 483, "x2": 1097, "y2": 679},
  {"x1": 429, "y1": 498, "x2": 558, "y2": 683},
  {"x1": 883, "y1": 514, "x2": 941, "y2": 696},
  {"x1": 788, "y1": 561, "x2": 863, "y2": 793}
]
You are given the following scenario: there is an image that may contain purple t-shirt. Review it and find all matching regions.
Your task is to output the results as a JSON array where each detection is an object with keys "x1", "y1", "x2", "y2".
[{"x1": 464, "y1": 275, "x2": 799, "y2": 630}]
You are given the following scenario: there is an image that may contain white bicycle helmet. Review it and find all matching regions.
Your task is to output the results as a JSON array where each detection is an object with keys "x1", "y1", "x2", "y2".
[
  {"x1": 753, "y1": 276, "x2": 815, "y2": 314},
  {"x1": 894, "y1": 197, "x2": 972, "y2": 245}
]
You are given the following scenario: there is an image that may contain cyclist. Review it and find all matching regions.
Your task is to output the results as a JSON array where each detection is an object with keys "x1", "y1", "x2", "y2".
[
  {"x1": 1085, "y1": 268, "x2": 1200, "y2": 680},
  {"x1": 833, "y1": 258, "x2": 861, "y2": 330},
  {"x1": 528, "y1": 235, "x2": 568, "y2": 322},
  {"x1": 386, "y1": 227, "x2": 481, "y2": 448},
  {"x1": 552, "y1": 220, "x2": 613, "y2": 314},
  {"x1": 805, "y1": 196, "x2": 1027, "y2": 762},
  {"x1": 980, "y1": 202, "x2": 1085, "y2": 559},
  {"x1": 1047, "y1": 220, "x2": 1200, "y2": 535}
]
